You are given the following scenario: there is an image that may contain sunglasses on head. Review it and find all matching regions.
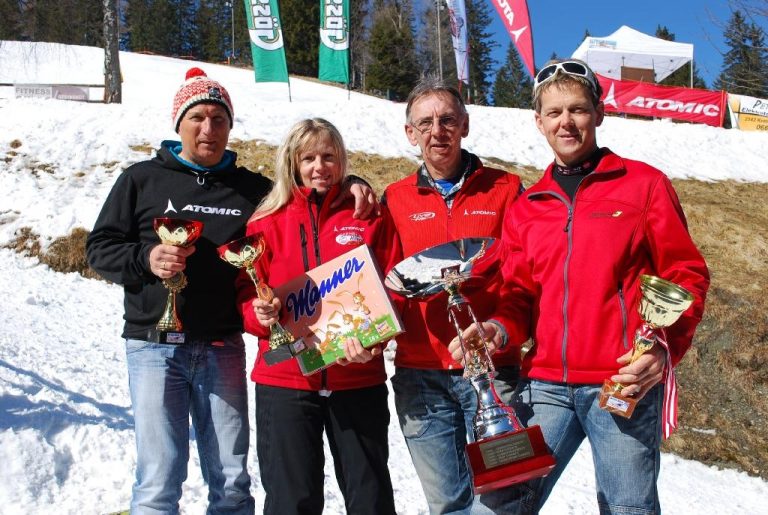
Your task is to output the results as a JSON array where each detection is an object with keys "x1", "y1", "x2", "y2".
[{"x1": 534, "y1": 61, "x2": 599, "y2": 95}]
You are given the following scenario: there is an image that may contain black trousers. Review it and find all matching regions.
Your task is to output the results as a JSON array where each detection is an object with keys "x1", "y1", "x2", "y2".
[{"x1": 255, "y1": 383, "x2": 396, "y2": 515}]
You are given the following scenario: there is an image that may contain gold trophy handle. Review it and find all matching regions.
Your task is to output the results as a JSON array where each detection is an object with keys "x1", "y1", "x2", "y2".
[{"x1": 256, "y1": 283, "x2": 274, "y2": 303}]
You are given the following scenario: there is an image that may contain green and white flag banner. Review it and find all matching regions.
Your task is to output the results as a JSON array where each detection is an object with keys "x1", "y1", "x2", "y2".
[
  {"x1": 318, "y1": 0, "x2": 349, "y2": 84},
  {"x1": 244, "y1": 0, "x2": 289, "y2": 83}
]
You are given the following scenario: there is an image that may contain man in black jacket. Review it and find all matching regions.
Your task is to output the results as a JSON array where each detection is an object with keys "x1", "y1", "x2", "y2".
[{"x1": 87, "y1": 68, "x2": 374, "y2": 514}]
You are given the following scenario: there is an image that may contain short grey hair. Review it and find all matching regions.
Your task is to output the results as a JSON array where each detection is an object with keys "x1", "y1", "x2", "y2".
[{"x1": 405, "y1": 77, "x2": 467, "y2": 123}]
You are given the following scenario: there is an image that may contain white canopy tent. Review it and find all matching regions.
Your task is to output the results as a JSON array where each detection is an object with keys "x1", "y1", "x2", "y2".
[{"x1": 571, "y1": 25, "x2": 694, "y2": 84}]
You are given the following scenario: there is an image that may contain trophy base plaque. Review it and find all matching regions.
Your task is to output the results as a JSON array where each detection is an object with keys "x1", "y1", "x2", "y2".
[
  {"x1": 598, "y1": 380, "x2": 638, "y2": 418},
  {"x1": 262, "y1": 338, "x2": 308, "y2": 366},
  {"x1": 466, "y1": 425, "x2": 556, "y2": 494},
  {"x1": 147, "y1": 329, "x2": 187, "y2": 344}
]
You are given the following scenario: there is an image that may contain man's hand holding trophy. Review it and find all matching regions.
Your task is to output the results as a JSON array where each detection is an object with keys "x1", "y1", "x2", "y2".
[
  {"x1": 599, "y1": 274, "x2": 694, "y2": 419},
  {"x1": 151, "y1": 217, "x2": 203, "y2": 344},
  {"x1": 386, "y1": 238, "x2": 555, "y2": 494}
]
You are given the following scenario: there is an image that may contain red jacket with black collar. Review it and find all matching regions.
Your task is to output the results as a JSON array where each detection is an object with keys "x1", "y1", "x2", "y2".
[
  {"x1": 383, "y1": 154, "x2": 525, "y2": 370},
  {"x1": 498, "y1": 149, "x2": 710, "y2": 384},
  {"x1": 238, "y1": 184, "x2": 402, "y2": 391}
]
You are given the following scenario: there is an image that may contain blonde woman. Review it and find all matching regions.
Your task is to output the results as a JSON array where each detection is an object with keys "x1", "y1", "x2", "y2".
[{"x1": 237, "y1": 118, "x2": 400, "y2": 515}]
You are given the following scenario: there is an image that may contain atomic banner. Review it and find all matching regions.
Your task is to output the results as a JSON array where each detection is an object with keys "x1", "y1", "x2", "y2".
[{"x1": 598, "y1": 74, "x2": 726, "y2": 128}]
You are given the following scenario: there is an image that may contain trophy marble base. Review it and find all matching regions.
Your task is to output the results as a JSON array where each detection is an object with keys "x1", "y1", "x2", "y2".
[
  {"x1": 466, "y1": 425, "x2": 556, "y2": 494},
  {"x1": 598, "y1": 380, "x2": 638, "y2": 418},
  {"x1": 262, "y1": 338, "x2": 308, "y2": 366}
]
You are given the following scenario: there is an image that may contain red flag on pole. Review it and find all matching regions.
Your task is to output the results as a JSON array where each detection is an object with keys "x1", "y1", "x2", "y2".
[{"x1": 489, "y1": 0, "x2": 535, "y2": 78}]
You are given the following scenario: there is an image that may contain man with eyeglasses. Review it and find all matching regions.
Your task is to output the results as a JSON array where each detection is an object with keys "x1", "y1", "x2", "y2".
[
  {"x1": 474, "y1": 59, "x2": 710, "y2": 513},
  {"x1": 382, "y1": 77, "x2": 527, "y2": 514}
]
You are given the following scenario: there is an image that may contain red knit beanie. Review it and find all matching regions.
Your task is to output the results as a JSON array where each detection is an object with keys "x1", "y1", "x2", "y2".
[{"x1": 171, "y1": 67, "x2": 234, "y2": 132}]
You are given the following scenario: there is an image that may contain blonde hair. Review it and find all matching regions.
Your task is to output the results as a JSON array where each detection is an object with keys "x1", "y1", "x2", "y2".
[{"x1": 251, "y1": 118, "x2": 349, "y2": 221}]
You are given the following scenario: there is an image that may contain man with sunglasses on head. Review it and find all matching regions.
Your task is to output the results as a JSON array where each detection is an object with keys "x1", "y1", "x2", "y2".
[
  {"x1": 471, "y1": 59, "x2": 709, "y2": 513},
  {"x1": 382, "y1": 77, "x2": 527, "y2": 514}
]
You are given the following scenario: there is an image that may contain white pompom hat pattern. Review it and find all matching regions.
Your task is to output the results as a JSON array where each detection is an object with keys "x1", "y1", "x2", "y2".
[{"x1": 171, "y1": 67, "x2": 234, "y2": 132}]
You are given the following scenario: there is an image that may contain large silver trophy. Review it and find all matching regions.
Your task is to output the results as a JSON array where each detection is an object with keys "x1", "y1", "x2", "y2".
[{"x1": 386, "y1": 238, "x2": 555, "y2": 494}]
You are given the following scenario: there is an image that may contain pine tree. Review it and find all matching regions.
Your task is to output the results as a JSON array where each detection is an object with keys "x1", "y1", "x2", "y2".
[
  {"x1": 17, "y1": 1, "x2": 104, "y2": 46},
  {"x1": 416, "y1": 0, "x2": 455, "y2": 82},
  {"x1": 655, "y1": 25, "x2": 706, "y2": 89},
  {"x1": 280, "y1": 0, "x2": 320, "y2": 77},
  {"x1": 367, "y1": 1, "x2": 420, "y2": 101},
  {"x1": 229, "y1": 0, "x2": 252, "y2": 66},
  {"x1": 714, "y1": 10, "x2": 768, "y2": 97},
  {"x1": 124, "y1": 0, "x2": 188, "y2": 56},
  {"x1": 349, "y1": 0, "x2": 370, "y2": 89},
  {"x1": 192, "y1": 1, "x2": 229, "y2": 62},
  {"x1": 465, "y1": 0, "x2": 498, "y2": 105},
  {"x1": 493, "y1": 42, "x2": 532, "y2": 108},
  {"x1": 0, "y1": 0, "x2": 22, "y2": 40}
]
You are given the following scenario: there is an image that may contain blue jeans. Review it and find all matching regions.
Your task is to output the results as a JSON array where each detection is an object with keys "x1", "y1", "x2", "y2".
[
  {"x1": 491, "y1": 380, "x2": 662, "y2": 515},
  {"x1": 126, "y1": 336, "x2": 254, "y2": 515},
  {"x1": 392, "y1": 366, "x2": 519, "y2": 515}
]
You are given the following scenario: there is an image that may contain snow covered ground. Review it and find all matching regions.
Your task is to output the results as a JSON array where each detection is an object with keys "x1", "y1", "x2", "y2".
[{"x1": 0, "y1": 41, "x2": 766, "y2": 514}]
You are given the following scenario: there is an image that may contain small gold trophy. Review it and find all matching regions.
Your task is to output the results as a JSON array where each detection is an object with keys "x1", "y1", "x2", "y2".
[
  {"x1": 217, "y1": 234, "x2": 307, "y2": 365},
  {"x1": 598, "y1": 274, "x2": 694, "y2": 418},
  {"x1": 386, "y1": 238, "x2": 555, "y2": 494},
  {"x1": 152, "y1": 217, "x2": 204, "y2": 343}
]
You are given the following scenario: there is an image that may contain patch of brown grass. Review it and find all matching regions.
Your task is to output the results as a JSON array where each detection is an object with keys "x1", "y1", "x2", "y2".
[
  {"x1": 3, "y1": 226, "x2": 98, "y2": 279},
  {"x1": 665, "y1": 179, "x2": 768, "y2": 478},
  {"x1": 129, "y1": 143, "x2": 155, "y2": 155},
  {"x1": 4, "y1": 226, "x2": 41, "y2": 256},
  {"x1": 42, "y1": 227, "x2": 100, "y2": 279}
]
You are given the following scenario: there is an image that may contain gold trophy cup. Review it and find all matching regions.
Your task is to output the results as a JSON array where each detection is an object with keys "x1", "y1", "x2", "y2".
[
  {"x1": 598, "y1": 274, "x2": 694, "y2": 418},
  {"x1": 386, "y1": 238, "x2": 555, "y2": 494},
  {"x1": 152, "y1": 217, "x2": 204, "y2": 343},
  {"x1": 217, "y1": 234, "x2": 307, "y2": 365}
]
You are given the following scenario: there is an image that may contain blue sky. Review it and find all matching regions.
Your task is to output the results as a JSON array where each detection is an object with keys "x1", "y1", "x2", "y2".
[{"x1": 479, "y1": 0, "x2": 766, "y2": 88}]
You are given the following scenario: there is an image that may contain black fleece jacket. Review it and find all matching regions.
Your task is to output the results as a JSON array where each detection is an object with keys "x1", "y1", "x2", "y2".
[{"x1": 86, "y1": 142, "x2": 272, "y2": 340}]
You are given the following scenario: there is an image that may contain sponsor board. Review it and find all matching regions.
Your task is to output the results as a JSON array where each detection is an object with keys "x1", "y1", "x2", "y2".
[
  {"x1": 15, "y1": 84, "x2": 89, "y2": 102},
  {"x1": 728, "y1": 93, "x2": 768, "y2": 132}
]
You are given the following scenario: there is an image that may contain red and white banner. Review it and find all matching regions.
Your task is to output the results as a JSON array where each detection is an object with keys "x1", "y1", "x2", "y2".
[
  {"x1": 489, "y1": 0, "x2": 535, "y2": 78},
  {"x1": 445, "y1": 0, "x2": 469, "y2": 84},
  {"x1": 597, "y1": 74, "x2": 727, "y2": 128}
]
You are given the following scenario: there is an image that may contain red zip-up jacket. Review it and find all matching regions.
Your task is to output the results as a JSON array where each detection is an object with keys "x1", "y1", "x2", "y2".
[
  {"x1": 498, "y1": 149, "x2": 710, "y2": 384},
  {"x1": 383, "y1": 155, "x2": 525, "y2": 370},
  {"x1": 238, "y1": 184, "x2": 402, "y2": 391}
]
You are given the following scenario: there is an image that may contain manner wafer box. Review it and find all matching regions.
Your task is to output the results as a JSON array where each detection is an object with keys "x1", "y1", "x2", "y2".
[{"x1": 272, "y1": 244, "x2": 403, "y2": 375}]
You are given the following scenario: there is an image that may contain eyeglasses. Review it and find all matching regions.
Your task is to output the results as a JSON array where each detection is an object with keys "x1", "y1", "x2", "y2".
[
  {"x1": 534, "y1": 61, "x2": 599, "y2": 95},
  {"x1": 410, "y1": 114, "x2": 462, "y2": 134}
]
